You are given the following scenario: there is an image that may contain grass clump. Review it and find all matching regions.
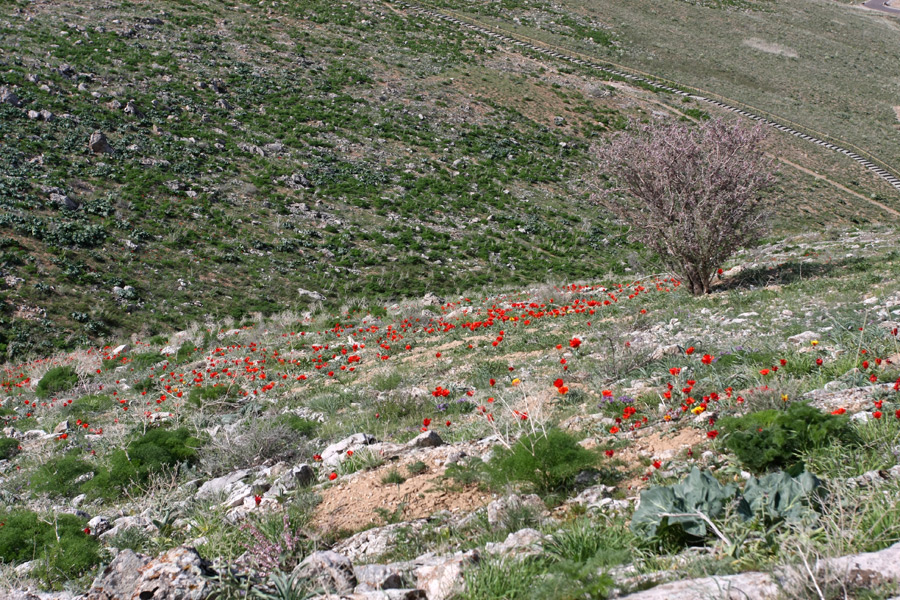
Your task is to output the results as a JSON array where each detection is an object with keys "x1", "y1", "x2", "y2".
[
  {"x1": 0, "y1": 510, "x2": 101, "y2": 585},
  {"x1": 719, "y1": 402, "x2": 859, "y2": 474},
  {"x1": 35, "y1": 366, "x2": 79, "y2": 398},
  {"x1": 381, "y1": 468, "x2": 406, "y2": 486},
  {"x1": 486, "y1": 429, "x2": 598, "y2": 496}
]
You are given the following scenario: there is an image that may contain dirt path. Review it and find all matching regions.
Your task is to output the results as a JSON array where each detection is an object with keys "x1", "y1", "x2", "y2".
[{"x1": 863, "y1": 0, "x2": 900, "y2": 15}]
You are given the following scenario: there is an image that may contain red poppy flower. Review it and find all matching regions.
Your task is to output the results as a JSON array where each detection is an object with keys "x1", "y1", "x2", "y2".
[
  {"x1": 652, "y1": 460, "x2": 661, "y2": 469},
  {"x1": 701, "y1": 354, "x2": 713, "y2": 365},
  {"x1": 707, "y1": 430, "x2": 718, "y2": 439},
  {"x1": 329, "y1": 472, "x2": 337, "y2": 481},
  {"x1": 604, "y1": 450, "x2": 614, "y2": 457}
]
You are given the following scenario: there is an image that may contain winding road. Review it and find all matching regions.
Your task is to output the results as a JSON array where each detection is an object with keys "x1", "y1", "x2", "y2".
[
  {"x1": 863, "y1": 0, "x2": 900, "y2": 15},
  {"x1": 393, "y1": 1, "x2": 900, "y2": 195}
]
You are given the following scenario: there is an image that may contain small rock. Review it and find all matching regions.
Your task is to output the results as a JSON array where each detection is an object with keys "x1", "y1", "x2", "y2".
[
  {"x1": 88, "y1": 131, "x2": 113, "y2": 154},
  {"x1": 407, "y1": 430, "x2": 443, "y2": 449},
  {"x1": 88, "y1": 516, "x2": 111, "y2": 536},
  {"x1": 787, "y1": 331, "x2": 818, "y2": 345},
  {"x1": 484, "y1": 528, "x2": 545, "y2": 558},
  {"x1": 50, "y1": 192, "x2": 79, "y2": 210},
  {"x1": 54, "y1": 420, "x2": 69, "y2": 434},
  {"x1": 354, "y1": 564, "x2": 406, "y2": 590},
  {"x1": 0, "y1": 86, "x2": 22, "y2": 107}
]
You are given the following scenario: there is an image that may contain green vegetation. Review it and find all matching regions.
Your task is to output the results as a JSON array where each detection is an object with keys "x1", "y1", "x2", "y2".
[
  {"x1": 0, "y1": 510, "x2": 100, "y2": 585},
  {"x1": 720, "y1": 402, "x2": 858, "y2": 474},
  {"x1": 486, "y1": 429, "x2": 599, "y2": 496},
  {"x1": 35, "y1": 366, "x2": 79, "y2": 398}
]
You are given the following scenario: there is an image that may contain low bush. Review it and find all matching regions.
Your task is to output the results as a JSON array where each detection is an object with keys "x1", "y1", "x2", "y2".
[
  {"x1": 0, "y1": 436, "x2": 20, "y2": 460},
  {"x1": 31, "y1": 453, "x2": 94, "y2": 498},
  {"x1": 719, "y1": 402, "x2": 858, "y2": 474},
  {"x1": 35, "y1": 366, "x2": 79, "y2": 398},
  {"x1": 86, "y1": 427, "x2": 202, "y2": 498},
  {"x1": 486, "y1": 429, "x2": 598, "y2": 495},
  {"x1": 0, "y1": 510, "x2": 100, "y2": 584}
]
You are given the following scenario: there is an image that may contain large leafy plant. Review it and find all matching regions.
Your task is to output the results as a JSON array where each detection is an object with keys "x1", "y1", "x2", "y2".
[
  {"x1": 631, "y1": 468, "x2": 824, "y2": 550},
  {"x1": 719, "y1": 402, "x2": 858, "y2": 474},
  {"x1": 631, "y1": 468, "x2": 736, "y2": 544}
]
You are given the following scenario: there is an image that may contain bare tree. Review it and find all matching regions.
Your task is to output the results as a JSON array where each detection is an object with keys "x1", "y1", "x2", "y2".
[{"x1": 593, "y1": 118, "x2": 775, "y2": 295}]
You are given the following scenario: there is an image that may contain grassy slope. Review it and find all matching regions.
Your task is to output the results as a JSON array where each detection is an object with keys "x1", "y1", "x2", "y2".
[
  {"x1": 1, "y1": 0, "x2": 897, "y2": 361},
  {"x1": 425, "y1": 0, "x2": 900, "y2": 179}
]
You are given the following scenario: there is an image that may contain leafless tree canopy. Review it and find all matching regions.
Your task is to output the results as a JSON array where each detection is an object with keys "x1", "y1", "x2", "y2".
[{"x1": 593, "y1": 118, "x2": 775, "y2": 295}]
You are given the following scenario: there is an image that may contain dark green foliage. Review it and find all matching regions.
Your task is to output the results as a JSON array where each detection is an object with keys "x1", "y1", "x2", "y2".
[
  {"x1": 486, "y1": 429, "x2": 598, "y2": 495},
  {"x1": 86, "y1": 427, "x2": 201, "y2": 498},
  {"x1": 0, "y1": 436, "x2": 20, "y2": 460},
  {"x1": 0, "y1": 510, "x2": 100, "y2": 584},
  {"x1": 35, "y1": 366, "x2": 79, "y2": 398},
  {"x1": 274, "y1": 413, "x2": 319, "y2": 437},
  {"x1": 31, "y1": 453, "x2": 94, "y2": 498},
  {"x1": 719, "y1": 403, "x2": 858, "y2": 473},
  {"x1": 66, "y1": 394, "x2": 115, "y2": 414},
  {"x1": 631, "y1": 467, "x2": 737, "y2": 545}
]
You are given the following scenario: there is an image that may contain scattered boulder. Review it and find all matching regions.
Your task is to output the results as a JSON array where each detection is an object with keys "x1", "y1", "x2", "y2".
[
  {"x1": 484, "y1": 528, "x2": 546, "y2": 558},
  {"x1": 334, "y1": 520, "x2": 427, "y2": 563},
  {"x1": 618, "y1": 571, "x2": 780, "y2": 600},
  {"x1": 112, "y1": 343, "x2": 130, "y2": 355},
  {"x1": 406, "y1": 430, "x2": 443, "y2": 449},
  {"x1": 293, "y1": 550, "x2": 357, "y2": 594},
  {"x1": 414, "y1": 550, "x2": 478, "y2": 600},
  {"x1": 0, "y1": 86, "x2": 22, "y2": 107},
  {"x1": 88, "y1": 515, "x2": 111, "y2": 536},
  {"x1": 89, "y1": 131, "x2": 113, "y2": 154},
  {"x1": 321, "y1": 433, "x2": 376, "y2": 468},
  {"x1": 354, "y1": 563, "x2": 406, "y2": 590},
  {"x1": 787, "y1": 331, "x2": 818, "y2": 345},
  {"x1": 49, "y1": 192, "x2": 78, "y2": 210},
  {"x1": 87, "y1": 546, "x2": 215, "y2": 600},
  {"x1": 422, "y1": 293, "x2": 445, "y2": 307},
  {"x1": 298, "y1": 288, "x2": 326, "y2": 302}
]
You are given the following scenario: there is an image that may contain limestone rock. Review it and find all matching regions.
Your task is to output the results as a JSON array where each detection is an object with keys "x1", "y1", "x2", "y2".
[
  {"x1": 484, "y1": 528, "x2": 545, "y2": 558},
  {"x1": 406, "y1": 430, "x2": 443, "y2": 449},
  {"x1": 321, "y1": 433, "x2": 376, "y2": 468},
  {"x1": 618, "y1": 571, "x2": 780, "y2": 599},
  {"x1": 87, "y1": 546, "x2": 215, "y2": 600},
  {"x1": 293, "y1": 551, "x2": 357, "y2": 594},
  {"x1": 414, "y1": 550, "x2": 478, "y2": 600},
  {"x1": 89, "y1": 132, "x2": 113, "y2": 154}
]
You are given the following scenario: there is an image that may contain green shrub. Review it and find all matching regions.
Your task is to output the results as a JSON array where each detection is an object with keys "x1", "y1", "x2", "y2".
[
  {"x1": 274, "y1": 413, "x2": 319, "y2": 437},
  {"x1": 35, "y1": 366, "x2": 79, "y2": 398},
  {"x1": 31, "y1": 453, "x2": 94, "y2": 498},
  {"x1": 486, "y1": 429, "x2": 597, "y2": 495},
  {"x1": 0, "y1": 510, "x2": 100, "y2": 584},
  {"x1": 86, "y1": 427, "x2": 202, "y2": 498},
  {"x1": 67, "y1": 394, "x2": 115, "y2": 414},
  {"x1": 719, "y1": 403, "x2": 858, "y2": 474},
  {"x1": 189, "y1": 384, "x2": 231, "y2": 408},
  {"x1": 0, "y1": 436, "x2": 20, "y2": 460}
]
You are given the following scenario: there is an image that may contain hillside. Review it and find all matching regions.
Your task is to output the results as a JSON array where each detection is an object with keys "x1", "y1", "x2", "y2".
[
  {"x1": 1, "y1": 0, "x2": 898, "y2": 359},
  {"x1": 2, "y1": 227, "x2": 900, "y2": 599},
  {"x1": 3, "y1": 1, "x2": 900, "y2": 599}
]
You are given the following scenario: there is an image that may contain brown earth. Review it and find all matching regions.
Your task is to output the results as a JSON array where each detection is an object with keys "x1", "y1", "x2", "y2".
[{"x1": 313, "y1": 457, "x2": 495, "y2": 533}]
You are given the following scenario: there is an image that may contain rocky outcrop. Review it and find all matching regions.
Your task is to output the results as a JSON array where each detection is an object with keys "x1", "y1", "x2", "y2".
[{"x1": 86, "y1": 546, "x2": 216, "y2": 600}]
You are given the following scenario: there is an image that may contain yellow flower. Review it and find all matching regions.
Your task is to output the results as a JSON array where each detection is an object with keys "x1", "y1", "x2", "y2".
[
  {"x1": 511, "y1": 378, "x2": 521, "y2": 386},
  {"x1": 781, "y1": 394, "x2": 789, "y2": 402},
  {"x1": 811, "y1": 340, "x2": 819, "y2": 346},
  {"x1": 663, "y1": 414, "x2": 672, "y2": 421},
  {"x1": 691, "y1": 406, "x2": 706, "y2": 415}
]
